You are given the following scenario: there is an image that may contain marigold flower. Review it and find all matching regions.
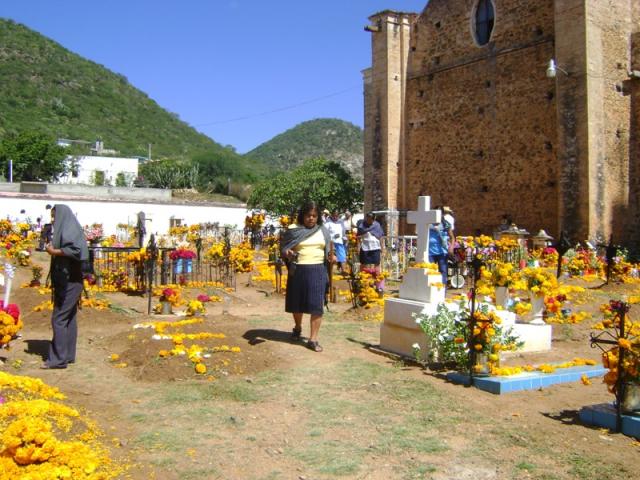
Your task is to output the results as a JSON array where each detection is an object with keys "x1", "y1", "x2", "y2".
[{"x1": 618, "y1": 338, "x2": 632, "y2": 350}]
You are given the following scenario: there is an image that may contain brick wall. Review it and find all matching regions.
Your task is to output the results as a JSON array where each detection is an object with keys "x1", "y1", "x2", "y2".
[
  {"x1": 365, "y1": 0, "x2": 639, "y2": 244},
  {"x1": 402, "y1": 0, "x2": 557, "y2": 236},
  {"x1": 364, "y1": 11, "x2": 415, "y2": 214}
]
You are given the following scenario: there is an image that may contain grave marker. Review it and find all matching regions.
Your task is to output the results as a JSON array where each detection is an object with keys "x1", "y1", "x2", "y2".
[{"x1": 406, "y1": 196, "x2": 441, "y2": 264}]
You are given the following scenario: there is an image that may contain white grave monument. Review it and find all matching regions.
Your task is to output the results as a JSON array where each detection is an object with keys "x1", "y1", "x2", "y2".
[
  {"x1": 379, "y1": 196, "x2": 551, "y2": 361},
  {"x1": 380, "y1": 196, "x2": 447, "y2": 360}
]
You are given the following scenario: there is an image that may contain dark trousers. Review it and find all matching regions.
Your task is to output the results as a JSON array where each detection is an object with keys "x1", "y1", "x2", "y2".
[
  {"x1": 47, "y1": 282, "x2": 83, "y2": 367},
  {"x1": 429, "y1": 254, "x2": 448, "y2": 286}
]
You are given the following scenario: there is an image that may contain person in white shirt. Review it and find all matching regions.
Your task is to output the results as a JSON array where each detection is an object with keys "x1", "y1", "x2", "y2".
[
  {"x1": 357, "y1": 212, "x2": 385, "y2": 292},
  {"x1": 326, "y1": 209, "x2": 346, "y2": 272},
  {"x1": 441, "y1": 206, "x2": 456, "y2": 257}
]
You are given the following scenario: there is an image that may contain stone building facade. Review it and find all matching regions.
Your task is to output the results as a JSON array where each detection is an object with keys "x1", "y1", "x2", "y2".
[{"x1": 363, "y1": 0, "x2": 640, "y2": 245}]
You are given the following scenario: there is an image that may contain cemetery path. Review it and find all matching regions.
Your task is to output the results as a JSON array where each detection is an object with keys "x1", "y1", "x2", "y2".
[{"x1": 4, "y1": 255, "x2": 640, "y2": 479}]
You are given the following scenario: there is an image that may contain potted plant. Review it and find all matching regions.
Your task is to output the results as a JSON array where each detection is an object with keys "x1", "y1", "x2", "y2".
[{"x1": 29, "y1": 265, "x2": 43, "y2": 287}]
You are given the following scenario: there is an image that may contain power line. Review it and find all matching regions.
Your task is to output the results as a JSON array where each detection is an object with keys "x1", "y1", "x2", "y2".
[{"x1": 193, "y1": 85, "x2": 361, "y2": 127}]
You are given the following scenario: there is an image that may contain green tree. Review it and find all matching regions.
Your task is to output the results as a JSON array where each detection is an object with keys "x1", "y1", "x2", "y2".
[
  {"x1": 92, "y1": 170, "x2": 106, "y2": 186},
  {"x1": 0, "y1": 131, "x2": 67, "y2": 181},
  {"x1": 115, "y1": 172, "x2": 127, "y2": 187},
  {"x1": 247, "y1": 158, "x2": 363, "y2": 215},
  {"x1": 191, "y1": 151, "x2": 260, "y2": 194},
  {"x1": 139, "y1": 159, "x2": 199, "y2": 189}
]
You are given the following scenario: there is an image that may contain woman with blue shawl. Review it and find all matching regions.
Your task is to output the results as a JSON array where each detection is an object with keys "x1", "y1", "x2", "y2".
[
  {"x1": 280, "y1": 201, "x2": 333, "y2": 352},
  {"x1": 42, "y1": 204, "x2": 89, "y2": 369}
]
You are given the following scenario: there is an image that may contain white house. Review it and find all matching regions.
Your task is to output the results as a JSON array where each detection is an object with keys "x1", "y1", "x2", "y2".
[{"x1": 58, "y1": 155, "x2": 139, "y2": 187}]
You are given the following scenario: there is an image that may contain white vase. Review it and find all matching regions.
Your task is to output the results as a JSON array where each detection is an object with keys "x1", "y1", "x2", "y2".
[
  {"x1": 495, "y1": 286, "x2": 509, "y2": 308},
  {"x1": 529, "y1": 293, "x2": 546, "y2": 324}
]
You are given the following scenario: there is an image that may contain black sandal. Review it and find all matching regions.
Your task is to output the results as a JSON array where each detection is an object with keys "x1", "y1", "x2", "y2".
[
  {"x1": 306, "y1": 340, "x2": 323, "y2": 352},
  {"x1": 292, "y1": 326, "x2": 302, "y2": 339}
]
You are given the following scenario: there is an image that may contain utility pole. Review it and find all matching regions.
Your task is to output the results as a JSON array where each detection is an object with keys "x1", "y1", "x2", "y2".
[
  {"x1": 148, "y1": 144, "x2": 152, "y2": 161},
  {"x1": 8, "y1": 159, "x2": 12, "y2": 183}
]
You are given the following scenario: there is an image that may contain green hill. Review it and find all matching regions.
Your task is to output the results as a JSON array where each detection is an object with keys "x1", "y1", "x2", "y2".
[
  {"x1": 244, "y1": 118, "x2": 364, "y2": 181},
  {"x1": 0, "y1": 18, "x2": 241, "y2": 162}
]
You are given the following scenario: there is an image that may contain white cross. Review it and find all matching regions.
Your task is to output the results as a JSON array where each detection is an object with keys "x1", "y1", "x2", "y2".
[{"x1": 407, "y1": 196, "x2": 441, "y2": 264}]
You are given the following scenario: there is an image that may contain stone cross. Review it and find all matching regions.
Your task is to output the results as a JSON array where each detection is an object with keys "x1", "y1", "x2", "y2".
[{"x1": 407, "y1": 196, "x2": 441, "y2": 264}]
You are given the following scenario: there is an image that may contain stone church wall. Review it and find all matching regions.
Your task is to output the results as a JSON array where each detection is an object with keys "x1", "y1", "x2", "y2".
[{"x1": 402, "y1": 0, "x2": 558, "y2": 236}]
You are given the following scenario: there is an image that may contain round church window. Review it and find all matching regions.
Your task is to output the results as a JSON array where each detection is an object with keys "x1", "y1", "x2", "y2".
[{"x1": 473, "y1": 0, "x2": 495, "y2": 46}]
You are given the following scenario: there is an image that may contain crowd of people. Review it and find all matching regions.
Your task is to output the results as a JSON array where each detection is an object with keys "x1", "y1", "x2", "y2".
[{"x1": 21, "y1": 201, "x2": 456, "y2": 361}]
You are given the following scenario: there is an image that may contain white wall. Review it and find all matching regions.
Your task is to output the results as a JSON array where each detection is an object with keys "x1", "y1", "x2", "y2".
[
  {"x1": 58, "y1": 156, "x2": 139, "y2": 186},
  {"x1": 0, "y1": 195, "x2": 248, "y2": 235}
]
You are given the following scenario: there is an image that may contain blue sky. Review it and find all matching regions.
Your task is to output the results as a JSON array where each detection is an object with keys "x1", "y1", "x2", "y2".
[{"x1": 0, "y1": 0, "x2": 427, "y2": 153}]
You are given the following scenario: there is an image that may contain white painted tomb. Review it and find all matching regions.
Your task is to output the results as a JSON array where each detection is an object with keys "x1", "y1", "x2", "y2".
[
  {"x1": 380, "y1": 196, "x2": 445, "y2": 361},
  {"x1": 379, "y1": 196, "x2": 551, "y2": 361}
]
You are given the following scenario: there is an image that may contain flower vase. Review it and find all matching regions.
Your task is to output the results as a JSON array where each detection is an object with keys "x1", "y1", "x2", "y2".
[
  {"x1": 160, "y1": 301, "x2": 173, "y2": 315},
  {"x1": 473, "y1": 352, "x2": 491, "y2": 377},
  {"x1": 174, "y1": 258, "x2": 183, "y2": 274},
  {"x1": 495, "y1": 286, "x2": 509, "y2": 309},
  {"x1": 529, "y1": 293, "x2": 546, "y2": 324},
  {"x1": 621, "y1": 382, "x2": 640, "y2": 415}
]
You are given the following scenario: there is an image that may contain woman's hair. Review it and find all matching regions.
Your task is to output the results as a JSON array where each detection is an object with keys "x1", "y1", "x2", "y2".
[{"x1": 296, "y1": 200, "x2": 323, "y2": 225}]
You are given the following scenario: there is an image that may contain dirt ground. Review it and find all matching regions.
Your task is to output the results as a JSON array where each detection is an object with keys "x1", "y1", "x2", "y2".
[{"x1": 3, "y1": 252, "x2": 640, "y2": 480}]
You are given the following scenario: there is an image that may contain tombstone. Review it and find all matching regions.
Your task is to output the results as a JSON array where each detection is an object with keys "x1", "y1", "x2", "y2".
[
  {"x1": 406, "y1": 196, "x2": 440, "y2": 263},
  {"x1": 380, "y1": 196, "x2": 447, "y2": 360},
  {"x1": 379, "y1": 196, "x2": 550, "y2": 360}
]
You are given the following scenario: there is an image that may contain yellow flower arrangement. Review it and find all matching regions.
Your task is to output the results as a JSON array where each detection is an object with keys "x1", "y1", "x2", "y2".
[
  {"x1": 354, "y1": 270, "x2": 386, "y2": 308},
  {"x1": 126, "y1": 247, "x2": 149, "y2": 264},
  {"x1": 245, "y1": 212, "x2": 265, "y2": 231},
  {"x1": 186, "y1": 299, "x2": 206, "y2": 317},
  {"x1": 521, "y1": 266, "x2": 558, "y2": 297},
  {"x1": 595, "y1": 301, "x2": 640, "y2": 394},
  {"x1": 230, "y1": 241, "x2": 255, "y2": 273},
  {"x1": 490, "y1": 358, "x2": 597, "y2": 376},
  {"x1": 494, "y1": 237, "x2": 519, "y2": 252},
  {"x1": 0, "y1": 311, "x2": 23, "y2": 348},
  {"x1": 205, "y1": 241, "x2": 225, "y2": 264},
  {"x1": 411, "y1": 262, "x2": 440, "y2": 271},
  {"x1": 474, "y1": 235, "x2": 494, "y2": 248},
  {"x1": 81, "y1": 297, "x2": 111, "y2": 310},
  {"x1": 0, "y1": 372, "x2": 65, "y2": 400},
  {"x1": 169, "y1": 225, "x2": 189, "y2": 236},
  {"x1": 252, "y1": 260, "x2": 278, "y2": 284},
  {"x1": 279, "y1": 215, "x2": 291, "y2": 229},
  {"x1": 491, "y1": 261, "x2": 517, "y2": 287},
  {"x1": 0, "y1": 372, "x2": 123, "y2": 478},
  {"x1": 513, "y1": 302, "x2": 532, "y2": 316}
]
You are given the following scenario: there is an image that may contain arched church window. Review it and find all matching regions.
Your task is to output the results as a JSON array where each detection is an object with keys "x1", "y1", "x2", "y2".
[{"x1": 473, "y1": 0, "x2": 495, "y2": 46}]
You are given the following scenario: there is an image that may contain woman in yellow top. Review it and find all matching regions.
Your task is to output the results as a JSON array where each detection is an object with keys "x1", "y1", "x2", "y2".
[{"x1": 280, "y1": 201, "x2": 333, "y2": 352}]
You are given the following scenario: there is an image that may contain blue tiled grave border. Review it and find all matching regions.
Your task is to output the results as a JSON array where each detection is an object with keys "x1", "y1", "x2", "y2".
[
  {"x1": 446, "y1": 365, "x2": 607, "y2": 394},
  {"x1": 579, "y1": 403, "x2": 640, "y2": 439}
]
